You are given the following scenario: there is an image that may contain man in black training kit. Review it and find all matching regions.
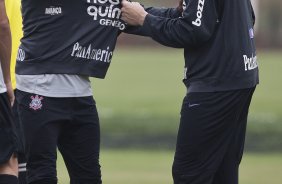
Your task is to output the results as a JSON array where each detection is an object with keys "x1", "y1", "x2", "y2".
[
  {"x1": 0, "y1": 0, "x2": 19, "y2": 183},
  {"x1": 15, "y1": 0, "x2": 183, "y2": 184},
  {"x1": 121, "y1": 0, "x2": 259, "y2": 183}
]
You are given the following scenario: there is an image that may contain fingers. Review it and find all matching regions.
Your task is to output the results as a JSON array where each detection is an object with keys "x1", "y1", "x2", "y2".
[
  {"x1": 7, "y1": 90, "x2": 14, "y2": 106},
  {"x1": 9, "y1": 94, "x2": 15, "y2": 106},
  {"x1": 5, "y1": 82, "x2": 14, "y2": 106},
  {"x1": 121, "y1": 0, "x2": 130, "y2": 8},
  {"x1": 121, "y1": 0, "x2": 130, "y2": 18},
  {"x1": 121, "y1": 0, "x2": 147, "y2": 26},
  {"x1": 121, "y1": 0, "x2": 139, "y2": 10},
  {"x1": 121, "y1": 0, "x2": 134, "y2": 24}
]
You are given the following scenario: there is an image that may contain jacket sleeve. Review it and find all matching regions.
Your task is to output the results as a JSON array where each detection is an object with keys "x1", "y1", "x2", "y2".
[
  {"x1": 123, "y1": 7, "x2": 182, "y2": 36},
  {"x1": 140, "y1": 0, "x2": 219, "y2": 48},
  {"x1": 145, "y1": 7, "x2": 182, "y2": 19}
]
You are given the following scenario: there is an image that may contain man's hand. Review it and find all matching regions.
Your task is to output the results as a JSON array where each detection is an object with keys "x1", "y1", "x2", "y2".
[
  {"x1": 5, "y1": 81, "x2": 14, "y2": 106},
  {"x1": 121, "y1": 0, "x2": 148, "y2": 26}
]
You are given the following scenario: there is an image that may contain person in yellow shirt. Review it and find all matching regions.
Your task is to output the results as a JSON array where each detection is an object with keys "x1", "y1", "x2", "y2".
[{"x1": 5, "y1": 0, "x2": 26, "y2": 184}]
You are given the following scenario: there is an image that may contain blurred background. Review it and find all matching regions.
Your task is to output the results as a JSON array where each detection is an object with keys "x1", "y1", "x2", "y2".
[{"x1": 32, "y1": 0, "x2": 281, "y2": 183}]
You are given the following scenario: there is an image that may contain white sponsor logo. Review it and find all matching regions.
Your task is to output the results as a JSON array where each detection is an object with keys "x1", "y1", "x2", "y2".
[
  {"x1": 17, "y1": 48, "x2": 25, "y2": 62},
  {"x1": 71, "y1": 42, "x2": 113, "y2": 63},
  {"x1": 87, "y1": 0, "x2": 125, "y2": 30},
  {"x1": 88, "y1": 0, "x2": 119, "y2": 4},
  {"x1": 99, "y1": 19, "x2": 125, "y2": 30},
  {"x1": 45, "y1": 7, "x2": 62, "y2": 15},
  {"x1": 192, "y1": 0, "x2": 205, "y2": 27},
  {"x1": 243, "y1": 54, "x2": 258, "y2": 71}
]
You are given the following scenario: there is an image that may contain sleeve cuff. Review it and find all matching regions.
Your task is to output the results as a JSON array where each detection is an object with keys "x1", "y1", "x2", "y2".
[{"x1": 142, "y1": 14, "x2": 155, "y2": 36}]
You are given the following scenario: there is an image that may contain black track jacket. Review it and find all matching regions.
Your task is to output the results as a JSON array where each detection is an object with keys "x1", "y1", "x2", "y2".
[
  {"x1": 134, "y1": 0, "x2": 259, "y2": 92},
  {"x1": 16, "y1": 0, "x2": 181, "y2": 78}
]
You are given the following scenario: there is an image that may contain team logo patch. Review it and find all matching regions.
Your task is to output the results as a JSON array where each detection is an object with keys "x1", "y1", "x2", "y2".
[{"x1": 29, "y1": 95, "x2": 44, "y2": 111}]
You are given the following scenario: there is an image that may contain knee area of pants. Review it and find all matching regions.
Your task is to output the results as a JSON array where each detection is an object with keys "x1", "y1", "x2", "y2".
[
  {"x1": 172, "y1": 165, "x2": 184, "y2": 182},
  {"x1": 29, "y1": 178, "x2": 57, "y2": 184},
  {"x1": 70, "y1": 178, "x2": 102, "y2": 184}
]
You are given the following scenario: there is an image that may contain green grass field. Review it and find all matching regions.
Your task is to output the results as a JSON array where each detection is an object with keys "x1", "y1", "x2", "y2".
[{"x1": 57, "y1": 150, "x2": 282, "y2": 184}]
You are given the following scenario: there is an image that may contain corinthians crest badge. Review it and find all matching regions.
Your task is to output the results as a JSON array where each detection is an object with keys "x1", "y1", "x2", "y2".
[{"x1": 29, "y1": 95, "x2": 44, "y2": 111}]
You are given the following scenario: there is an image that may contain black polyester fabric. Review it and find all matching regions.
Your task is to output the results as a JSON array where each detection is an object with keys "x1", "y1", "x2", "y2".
[
  {"x1": 172, "y1": 87, "x2": 255, "y2": 184},
  {"x1": 0, "y1": 93, "x2": 17, "y2": 164},
  {"x1": 16, "y1": 90, "x2": 101, "y2": 184},
  {"x1": 136, "y1": 0, "x2": 259, "y2": 92}
]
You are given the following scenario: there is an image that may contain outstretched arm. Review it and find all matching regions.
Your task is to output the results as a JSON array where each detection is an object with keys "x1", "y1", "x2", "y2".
[
  {"x1": 145, "y1": 0, "x2": 183, "y2": 19},
  {"x1": 0, "y1": 0, "x2": 14, "y2": 105},
  {"x1": 122, "y1": 0, "x2": 219, "y2": 48},
  {"x1": 123, "y1": 1, "x2": 183, "y2": 36}
]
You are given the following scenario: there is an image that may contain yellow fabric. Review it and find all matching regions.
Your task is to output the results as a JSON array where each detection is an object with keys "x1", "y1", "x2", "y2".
[{"x1": 5, "y1": 0, "x2": 22, "y2": 89}]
